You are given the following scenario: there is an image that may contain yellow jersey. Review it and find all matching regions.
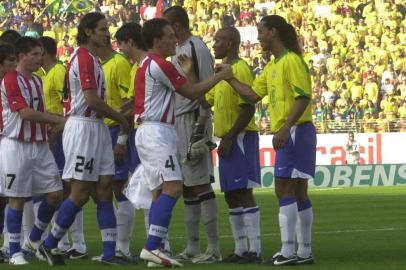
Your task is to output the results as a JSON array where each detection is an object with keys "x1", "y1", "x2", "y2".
[
  {"x1": 206, "y1": 59, "x2": 258, "y2": 138},
  {"x1": 128, "y1": 63, "x2": 138, "y2": 99},
  {"x1": 43, "y1": 61, "x2": 66, "y2": 115},
  {"x1": 253, "y1": 50, "x2": 312, "y2": 133},
  {"x1": 102, "y1": 52, "x2": 132, "y2": 126}
]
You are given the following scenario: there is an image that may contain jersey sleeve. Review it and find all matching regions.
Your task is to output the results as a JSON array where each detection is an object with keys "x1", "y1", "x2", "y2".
[
  {"x1": 77, "y1": 50, "x2": 97, "y2": 91},
  {"x1": 116, "y1": 55, "x2": 132, "y2": 99},
  {"x1": 128, "y1": 63, "x2": 138, "y2": 99},
  {"x1": 235, "y1": 61, "x2": 255, "y2": 106},
  {"x1": 252, "y1": 64, "x2": 269, "y2": 99},
  {"x1": 286, "y1": 54, "x2": 312, "y2": 99},
  {"x1": 153, "y1": 59, "x2": 187, "y2": 92},
  {"x1": 205, "y1": 88, "x2": 215, "y2": 106},
  {"x1": 54, "y1": 64, "x2": 66, "y2": 101},
  {"x1": 195, "y1": 40, "x2": 214, "y2": 81},
  {"x1": 3, "y1": 74, "x2": 28, "y2": 112}
]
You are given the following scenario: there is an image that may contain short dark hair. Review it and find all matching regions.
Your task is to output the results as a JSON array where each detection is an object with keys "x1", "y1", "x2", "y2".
[
  {"x1": 0, "y1": 30, "x2": 22, "y2": 46},
  {"x1": 39, "y1": 36, "x2": 57, "y2": 56},
  {"x1": 77, "y1": 12, "x2": 106, "y2": 45},
  {"x1": 0, "y1": 44, "x2": 16, "y2": 64},
  {"x1": 142, "y1": 18, "x2": 170, "y2": 49},
  {"x1": 15, "y1": 37, "x2": 42, "y2": 58},
  {"x1": 115, "y1": 22, "x2": 147, "y2": 50},
  {"x1": 163, "y1": 6, "x2": 189, "y2": 30}
]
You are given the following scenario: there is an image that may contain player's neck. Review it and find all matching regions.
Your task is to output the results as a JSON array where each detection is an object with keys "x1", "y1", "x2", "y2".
[
  {"x1": 43, "y1": 57, "x2": 57, "y2": 72},
  {"x1": 270, "y1": 43, "x2": 287, "y2": 60},
  {"x1": 82, "y1": 43, "x2": 97, "y2": 57},
  {"x1": 16, "y1": 65, "x2": 32, "y2": 79},
  {"x1": 133, "y1": 49, "x2": 148, "y2": 64},
  {"x1": 177, "y1": 30, "x2": 192, "y2": 45},
  {"x1": 224, "y1": 53, "x2": 239, "y2": 64}
]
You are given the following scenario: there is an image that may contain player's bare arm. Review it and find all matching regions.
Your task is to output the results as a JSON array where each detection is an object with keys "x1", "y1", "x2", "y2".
[
  {"x1": 272, "y1": 97, "x2": 310, "y2": 150},
  {"x1": 18, "y1": 108, "x2": 66, "y2": 133},
  {"x1": 218, "y1": 104, "x2": 255, "y2": 158},
  {"x1": 226, "y1": 76, "x2": 262, "y2": 104},
  {"x1": 83, "y1": 89, "x2": 130, "y2": 134}
]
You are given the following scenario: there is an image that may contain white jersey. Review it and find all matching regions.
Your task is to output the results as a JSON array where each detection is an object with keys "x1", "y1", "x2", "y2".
[
  {"x1": 64, "y1": 47, "x2": 106, "y2": 119},
  {"x1": 0, "y1": 70, "x2": 47, "y2": 142},
  {"x1": 346, "y1": 140, "x2": 360, "y2": 164},
  {"x1": 134, "y1": 53, "x2": 187, "y2": 125},
  {"x1": 171, "y1": 36, "x2": 214, "y2": 116}
]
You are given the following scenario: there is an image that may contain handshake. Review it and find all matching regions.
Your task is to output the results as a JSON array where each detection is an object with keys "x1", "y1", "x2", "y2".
[{"x1": 183, "y1": 123, "x2": 217, "y2": 166}]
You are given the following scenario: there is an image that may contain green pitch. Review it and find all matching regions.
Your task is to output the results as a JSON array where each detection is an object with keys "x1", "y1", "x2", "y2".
[{"x1": 2, "y1": 186, "x2": 406, "y2": 269}]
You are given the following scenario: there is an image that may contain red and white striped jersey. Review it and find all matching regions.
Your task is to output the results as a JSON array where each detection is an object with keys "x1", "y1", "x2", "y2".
[
  {"x1": 0, "y1": 70, "x2": 47, "y2": 142},
  {"x1": 134, "y1": 53, "x2": 187, "y2": 125},
  {"x1": 64, "y1": 47, "x2": 106, "y2": 118}
]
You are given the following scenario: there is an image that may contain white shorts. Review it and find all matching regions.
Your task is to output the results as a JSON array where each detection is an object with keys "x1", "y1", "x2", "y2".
[
  {"x1": 62, "y1": 116, "x2": 115, "y2": 182},
  {"x1": 0, "y1": 137, "x2": 62, "y2": 197},
  {"x1": 135, "y1": 122, "x2": 182, "y2": 191},
  {"x1": 175, "y1": 112, "x2": 214, "y2": 187}
]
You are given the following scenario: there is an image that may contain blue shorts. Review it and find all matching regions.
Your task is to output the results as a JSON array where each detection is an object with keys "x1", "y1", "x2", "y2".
[
  {"x1": 274, "y1": 122, "x2": 317, "y2": 179},
  {"x1": 219, "y1": 131, "x2": 261, "y2": 192},
  {"x1": 109, "y1": 126, "x2": 140, "y2": 180},
  {"x1": 51, "y1": 133, "x2": 65, "y2": 176}
]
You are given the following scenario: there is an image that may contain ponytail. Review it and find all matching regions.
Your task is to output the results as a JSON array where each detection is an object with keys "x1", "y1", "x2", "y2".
[{"x1": 261, "y1": 15, "x2": 302, "y2": 55}]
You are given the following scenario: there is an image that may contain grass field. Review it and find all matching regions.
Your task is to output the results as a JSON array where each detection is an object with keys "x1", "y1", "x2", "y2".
[{"x1": 2, "y1": 186, "x2": 406, "y2": 269}]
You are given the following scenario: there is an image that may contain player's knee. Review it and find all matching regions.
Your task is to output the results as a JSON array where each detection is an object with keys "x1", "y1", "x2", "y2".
[
  {"x1": 224, "y1": 191, "x2": 240, "y2": 208},
  {"x1": 163, "y1": 181, "x2": 183, "y2": 199},
  {"x1": 45, "y1": 191, "x2": 64, "y2": 206}
]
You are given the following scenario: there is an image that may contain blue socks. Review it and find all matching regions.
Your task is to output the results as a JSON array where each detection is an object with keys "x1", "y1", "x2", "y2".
[
  {"x1": 97, "y1": 201, "x2": 117, "y2": 260},
  {"x1": 45, "y1": 198, "x2": 81, "y2": 249},
  {"x1": 30, "y1": 199, "x2": 57, "y2": 242},
  {"x1": 145, "y1": 194, "x2": 177, "y2": 250},
  {"x1": 7, "y1": 207, "x2": 23, "y2": 257}
]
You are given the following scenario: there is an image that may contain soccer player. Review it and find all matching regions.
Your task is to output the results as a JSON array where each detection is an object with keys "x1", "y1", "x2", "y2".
[
  {"x1": 134, "y1": 18, "x2": 232, "y2": 267},
  {"x1": 206, "y1": 27, "x2": 262, "y2": 264},
  {"x1": 39, "y1": 36, "x2": 88, "y2": 259},
  {"x1": 115, "y1": 22, "x2": 157, "y2": 249},
  {"x1": 0, "y1": 30, "x2": 37, "y2": 258},
  {"x1": 224, "y1": 15, "x2": 316, "y2": 265},
  {"x1": 39, "y1": 12, "x2": 130, "y2": 266},
  {"x1": 0, "y1": 37, "x2": 65, "y2": 265},
  {"x1": 163, "y1": 6, "x2": 220, "y2": 263},
  {"x1": 345, "y1": 131, "x2": 360, "y2": 164},
  {"x1": 0, "y1": 44, "x2": 18, "y2": 263},
  {"x1": 96, "y1": 40, "x2": 138, "y2": 262}
]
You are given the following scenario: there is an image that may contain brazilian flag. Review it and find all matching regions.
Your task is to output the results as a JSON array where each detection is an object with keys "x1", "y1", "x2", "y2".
[
  {"x1": 66, "y1": 0, "x2": 94, "y2": 13},
  {"x1": 46, "y1": 0, "x2": 62, "y2": 14}
]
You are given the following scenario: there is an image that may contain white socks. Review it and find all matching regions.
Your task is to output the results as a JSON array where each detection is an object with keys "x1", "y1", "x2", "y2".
[
  {"x1": 278, "y1": 198, "x2": 298, "y2": 258},
  {"x1": 228, "y1": 207, "x2": 247, "y2": 256},
  {"x1": 116, "y1": 200, "x2": 135, "y2": 255}
]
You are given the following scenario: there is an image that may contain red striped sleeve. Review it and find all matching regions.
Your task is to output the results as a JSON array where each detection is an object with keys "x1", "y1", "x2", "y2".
[
  {"x1": 77, "y1": 48, "x2": 97, "y2": 91},
  {"x1": 4, "y1": 71, "x2": 28, "y2": 112}
]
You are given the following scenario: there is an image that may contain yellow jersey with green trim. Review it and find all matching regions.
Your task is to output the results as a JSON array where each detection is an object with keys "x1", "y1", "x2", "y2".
[
  {"x1": 128, "y1": 62, "x2": 138, "y2": 99},
  {"x1": 43, "y1": 61, "x2": 66, "y2": 115},
  {"x1": 102, "y1": 52, "x2": 132, "y2": 126},
  {"x1": 206, "y1": 58, "x2": 258, "y2": 138},
  {"x1": 253, "y1": 51, "x2": 312, "y2": 133}
]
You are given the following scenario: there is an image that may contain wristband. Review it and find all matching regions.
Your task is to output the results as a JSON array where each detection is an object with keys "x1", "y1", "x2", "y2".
[{"x1": 117, "y1": 134, "x2": 128, "y2": 145}]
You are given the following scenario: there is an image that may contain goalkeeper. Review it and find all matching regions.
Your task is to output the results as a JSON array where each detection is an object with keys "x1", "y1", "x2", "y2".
[{"x1": 164, "y1": 6, "x2": 221, "y2": 264}]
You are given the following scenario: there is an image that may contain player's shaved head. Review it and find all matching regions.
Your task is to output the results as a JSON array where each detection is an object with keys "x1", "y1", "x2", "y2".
[{"x1": 217, "y1": 27, "x2": 241, "y2": 50}]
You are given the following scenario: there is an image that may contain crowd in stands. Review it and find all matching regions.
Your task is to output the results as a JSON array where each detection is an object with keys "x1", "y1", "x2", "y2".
[{"x1": 0, "y1": 0, "x2": 405, "y2": 134}]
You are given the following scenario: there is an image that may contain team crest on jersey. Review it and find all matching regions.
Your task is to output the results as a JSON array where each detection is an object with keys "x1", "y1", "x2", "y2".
[{"x1": 272, "y1": 71, "x2": 276, "y2": 78}]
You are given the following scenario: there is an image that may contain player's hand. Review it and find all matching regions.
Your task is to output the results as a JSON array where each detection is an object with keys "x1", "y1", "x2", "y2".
[
  {"x1": 183, "y1": 124, "x2": 207, "y2": 165},
  {"x1": 49, "y1": 117, "x2": 66, "y2": 134},
  {"x1": 214, "y1": 64, "x2": 233, "y2": 80},
  {"x1": 272, "y1": 126, "x2": 290, "y2": 150},
  {"x1": 119, "y1": 117, "x2": 131, "y2": 135},
  {"x1": 177, "y1": 54, "x2": 194, "y2": 75},
  {"x1": 113, "y1": 143, "x2": 126, "y2": 166},
  {"x1": 218, "y1": 135, "x2": 233, "y2": 158}
]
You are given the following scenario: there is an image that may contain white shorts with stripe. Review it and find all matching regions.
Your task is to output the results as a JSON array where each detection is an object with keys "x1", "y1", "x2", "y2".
[
  {"x1": 0, "y1": 137, "x2": 62, "y2": 197},
  {"x1": 132, "y1": 122, "x2": 182, "y2": 191},
  {"x1": 175, "y1": 112, "x2": 213, "y2": 187},
  {"x1": 62, "y1": 116, "x2": 115, "y2": 182}
]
